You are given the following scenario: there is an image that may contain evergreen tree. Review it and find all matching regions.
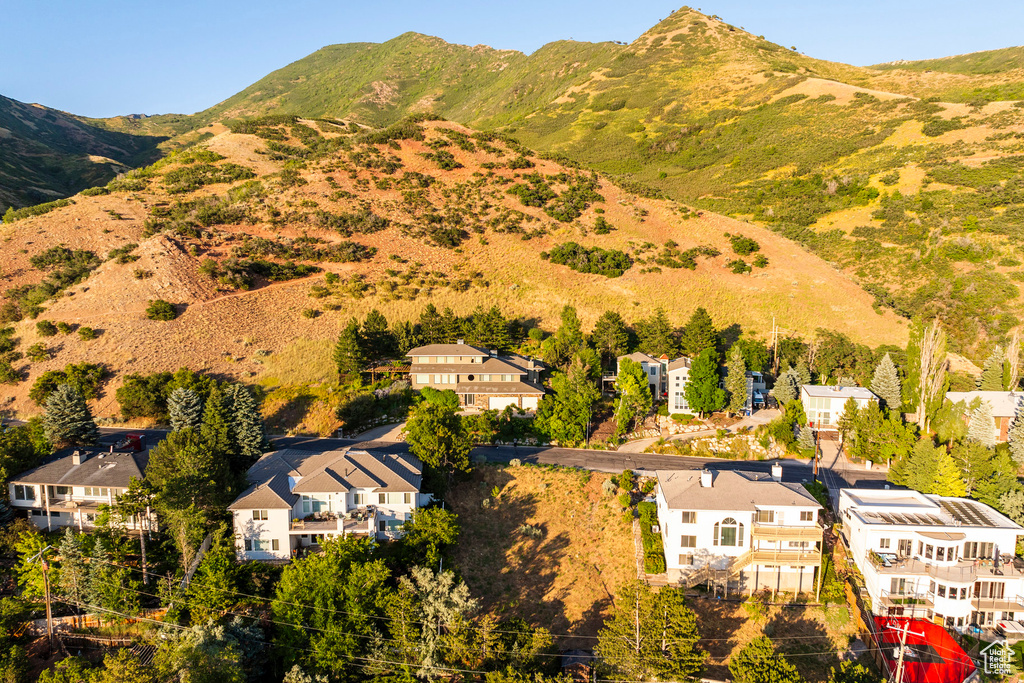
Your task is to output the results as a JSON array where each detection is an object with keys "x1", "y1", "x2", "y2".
[
  {"x1": 726, "y1": 345, "x2": 749, "y2": 414},
  {"x1": 542, "y1": 305, "x2": 585, "y2": 368},
  {"x1": 771, "y1": 369, "x2": 799, "y2": 405},
  {"x1": 56, "y1": 528, "x2": 88, "y2": 606},
  {"x1": 42, "y1": 383, "x2": 99, "y2": 447},
  {"x1": 224, "y1": 383, "x2": 267, "y2": 460},
  {"x1": 1009, "y1": 403, "x2": 1024, "y2": 466},
  {"x1": 636, "y1": 308, "x2": 678, "y2": 358},
  {"x1": 870, "y1": 353, "x2": 902, "y2": 412},
  {"x1": 418, "y1": 304, "x2": 444, "y2": 344},
  {"x1": 728, "y1": 636, "x2": 802, "y2": 683},
  {"x1": 591, "y1": 310, "x2": 630, "y2": 370},
  {"x1": 999, "y1": 490, "x2": 1024, "y2": 525},
  {"x1": 439, "y1": 307, "x2": 463, "y2": 343},
  {"x1": 333, "y1": 318, "x2": 365, "y2": 378},
  {"x1": 679, "y1": 307, "x2": 717, "y2": 357},
  {"x1": 933, "y1": 449, "x2": 967, "y2": 497},
  {"x1": 201, "y1": 385, "x2": 237, "y2": 469},
  {"x1": 87, "y1": 540, "x2": 140, "y2": 615},
  {"x1": 361, "y1": 309, "x2": 397, "y2": 363},
  {"x1": 684, "y1": 348, "x2": 725, "y2": 417},
  {"x1": 794, "y1": 359, "x2": 812, "y2": 387},
  {"x1": 972, "y1": 450, "x2": 1018, "y2": 509},
  {"x1": 953, "y1": 439, "x2": 994, "y2": 497},
  {"x1": 404, "y1": 402, "x2": 472, "y2": 475},
  {"x1": 535, "y1": 355, "x2": 600, "y2": 447},
  {"x1": 167, "y1": 387, "x2": 204, "y2": 432},
  {"x1": 392, "y1": 319, "x2": 421, "y2": 356},
  {"x1": 186, "y1": 526, "x2": 237, "y2": 624},
  {"x1": 797, "y1": 425, "x2": 816, "y2": 452},
  {"x1": 469, "y1": 306, "x2": 514, "y2": 353},
  {"x1": 148, "y1": 428, "x2": 227, "y2": 511},
  {"x1": 978, "y1": 346, "x2": 1006, "y2": 390},
  {"x1": 967, "y1": 399, "x2": 997, "y2": 447},
  {"x1": 614, "y1": 358, "x2": 652, "y2": 435}
]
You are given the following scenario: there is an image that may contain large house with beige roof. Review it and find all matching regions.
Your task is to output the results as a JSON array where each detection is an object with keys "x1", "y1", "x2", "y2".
[
  {"x1": 228, "y1": 447, "x2": 430, "y2": 561},
  {"x1": 656, "y1": 466, "x2": 823, "y2": 596},
  {"x1": 407, "y1": 341, "x2": 544, "y2": 412},
  {"x1": 8, "y1": 446, "x2": 153, "y2": 532},
  {"x1": 945, "y1": 390, "x2": 1022, "y2": 443}
]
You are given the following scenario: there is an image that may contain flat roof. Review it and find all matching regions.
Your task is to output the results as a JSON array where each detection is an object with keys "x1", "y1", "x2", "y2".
[{"x1": 801, "y1": 385, "x2": 877, "y2": 400}]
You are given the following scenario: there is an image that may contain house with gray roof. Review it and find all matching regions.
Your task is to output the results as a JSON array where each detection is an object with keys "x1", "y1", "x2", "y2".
[
  {"x1": 656, "y1": 467, "x2": 823, "y2": 596},
  {"x1": 944, "y1": 390, "x2": 1022, "y2": 443},
  {"x1": 407, "y1": 341, "x2": 544, "y2": 412},
  {"x1": 8, "y1": 446, "x2": 153, "y2": 533},
  {"x1": 228, "y1": 447, "x2": 430, "y2": 561}
]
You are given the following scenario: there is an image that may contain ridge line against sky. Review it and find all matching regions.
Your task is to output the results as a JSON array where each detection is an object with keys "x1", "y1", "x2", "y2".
[{"x1": 2, "y1": 0, "x2": 1023, "y2": 119}]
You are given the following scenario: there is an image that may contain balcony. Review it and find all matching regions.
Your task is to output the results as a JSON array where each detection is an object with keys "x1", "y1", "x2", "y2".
[
  {"x1": 867, "y1": 555, "x2": 1024, "y2": 582},
  {"x1": 751, "y1": 524, "x2": 823, "y2": 543},
  {"x1": 747, "y1": 548, "x2": 822, "y2": 568},
  {"x1": 289, "y1": 509, "x2": 377, "y2": 536}
]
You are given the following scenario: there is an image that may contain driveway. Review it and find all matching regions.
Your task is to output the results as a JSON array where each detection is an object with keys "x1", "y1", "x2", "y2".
[{"x1": 350, "y1": 422, "x2": 406, "y2": 442}]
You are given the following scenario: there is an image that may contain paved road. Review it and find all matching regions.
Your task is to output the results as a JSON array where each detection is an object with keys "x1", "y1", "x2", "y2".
[{"x1": 95, "y1": 427, "x2": 891, "y2": 492}]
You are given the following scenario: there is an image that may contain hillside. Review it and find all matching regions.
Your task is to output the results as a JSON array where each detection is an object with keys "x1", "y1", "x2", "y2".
[
  {"x1": 0, "y1": 116, "x2": 905, "y2": 419},
  {"x1": 0, "y1": 95, "x2": 174, "y2": 212}
]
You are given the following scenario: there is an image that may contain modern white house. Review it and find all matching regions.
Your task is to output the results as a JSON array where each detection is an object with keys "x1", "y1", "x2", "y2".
[
  {"x1": 801, "y1": 385, "x2": 878, "y2": 431},
  {"x1": 838, "y1": 488, "x2": 1024, "y2": 630},
  {"x1": 7, "y1": 446, "x2": 155, "y2": 533},
  {"x1": 667, "y1": 357, "x2": 692, "y2": 413},
  {"x1": 656, "y1": 467, "x2": 823, "y2": 596},
  {"x1": 228, "y1": 447, "x2": 431, "y2": 561},
  {"x1": 945, "y1": 391, "x2": 1022, "y2": 444}
]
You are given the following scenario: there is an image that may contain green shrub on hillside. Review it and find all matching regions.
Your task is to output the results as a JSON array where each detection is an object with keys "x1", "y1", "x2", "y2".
[
  {"x1": 542, "y1": 242, "x2": 633, "y2": 277},
  {"x1": 29, "y1": 362, "x2": 107, "y2": 404},
  {"x1": 35, "y1": 320, "x2": 57, "y2": 337},
  {"x1": 163, "y1": 162, "x2": 256, "y2": 194},
  {"x1": 729, "y1": 235, "x2": 760, "y2": 255},
  {"x1": 2, "y1": 198, "x2": 74, "y2": 224},
  {"x1": 146, "y1": 299, "x2": 178, "y2": 321}
]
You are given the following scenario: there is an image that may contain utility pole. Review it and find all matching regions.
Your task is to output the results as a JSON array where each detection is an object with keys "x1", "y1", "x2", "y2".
[
  {"x1": 28, "y1": 545, "x2": 56, "y2": 654},
  {"x1": 771, "y1": 316, "x2": 779, "y2": 375},
  {"x1": 888, "y1": 620, "x2": 922, "y2": 683}
]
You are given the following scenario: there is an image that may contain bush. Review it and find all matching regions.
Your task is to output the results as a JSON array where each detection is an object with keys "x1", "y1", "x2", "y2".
[
  {"x1": 601, "y1": 478, "x2": 617, "y2": 496},
  {"x1": 593, "y1": 216, "x2": 614, "y2": 234},
  {"x1": 25, "y1": 343, "x2": 48, "y2": 362},
  {"x1": 753, "y1": 254, "x2": 769, "y2": 268},
  {"x1": 78, "y1": 327, "x2": 98, "y2": 341},
  {"x1": 618, "y1": 469, "x2": 635, "y2": 492},
  {"x1": 542, "y1": 242, "x2": 633, "y2": 277},
  {"x1": 29, "y1": 362, "x2": 107, "y2": 404},
  {"x1": 80, "y1": 186, "x2": 110, "y2": 197},
  {"x1": 2, "y1": 198, "x2": 73, "y2": 223},
  {"x1": 55, "y1": 322, "x2": 73, "y2": 334},
  {"x1": 729, "y1": 235, "x2": 760, "y2": 255},
  {"x1": 617, "y1": 492, "x2": 631, "y2": 508},
  {"x1": 638, "y1": 501, "x2": 666, "y2": 573},
  {"x1": 146, "y1": 299, "x2": 177, "y2": 321},
  {"x1": 35, "y1": 320, "x2": 58, "y2": 337}
]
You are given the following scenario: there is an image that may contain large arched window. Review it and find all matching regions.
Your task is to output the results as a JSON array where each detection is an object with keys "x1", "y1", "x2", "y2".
[{"x1": 714, "y1": 517, "x2": 745, "y2": 547}]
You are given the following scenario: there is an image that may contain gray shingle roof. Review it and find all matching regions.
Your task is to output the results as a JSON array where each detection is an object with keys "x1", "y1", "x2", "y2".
[
  {"x1": 619, "y1": 352, "x2": 661, "y2": 365},
  {"x1": 407, "y1": 344, "x2": 489, "y2": 357},
  {"x1": 12, "y1": 449, "x2": 148, "y2": 488},
  {"x1": 945, "y1": 391, "x2": 1022, "y2": 418},
  {"x1": 656, "y1": 469, "x2": 821, "y2": 511},
  {"x1": 667, "y1": 357, "x2": 692, "y2": 372},
  {"x1": 228, "y1": 448, "x2": 423, "y2": 510},
  {"x1": 411, "y1": 358, "x2": 525, "y2": 374}
]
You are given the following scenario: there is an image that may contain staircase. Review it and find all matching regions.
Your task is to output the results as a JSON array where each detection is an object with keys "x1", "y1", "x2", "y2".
[{"x1": 682, "y1": 549, "x2": 753, "y2": 589}]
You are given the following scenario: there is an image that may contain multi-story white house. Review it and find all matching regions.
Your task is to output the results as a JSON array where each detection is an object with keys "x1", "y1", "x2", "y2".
[
  {"x1": 228, "y1": 447, "x2": 431, "y2": 561},
  {"x1": 656, "y1": 467, "x2": 823, "y2": 596},
  {"x1": 667, "y1": 357, "x2": 692, "y2": 413},
  {"x1": 801, "y1": 385, "x2": 878, "y2": 431},
  {"x1": 839, "y1": 488, "x2": 1024, "y2": 630},
  {"x1": 7, "y1": 446, "x2": 153, "y2": 532}
]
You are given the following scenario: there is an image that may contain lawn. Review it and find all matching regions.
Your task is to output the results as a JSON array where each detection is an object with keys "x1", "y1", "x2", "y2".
[{"x1": 448, "y1": 463, "x2": 635, "y2": 648}]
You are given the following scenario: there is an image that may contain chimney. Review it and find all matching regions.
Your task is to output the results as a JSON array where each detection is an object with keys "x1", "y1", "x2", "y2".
[
  {"x1": 72, "y1": 450, "x2": 86, "y2": 466},
  {"x1": 700, "y1": 470, "x2": 712, "y2": 488},
  {"x1": 457, "y1": 339, "x2": 464, "y2": 345},
  {"x1": 110, "y1": 445, "x2": 114, "y2": 453},
  {"x1": 490, "y1": 349, "x2": 498, "y2": 357},
  {"x1": 771, "y1": 463, "x2": 782, "y2": 481}
]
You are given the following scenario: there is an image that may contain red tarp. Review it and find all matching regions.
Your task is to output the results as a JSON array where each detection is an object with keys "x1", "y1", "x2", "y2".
[{"x1": 873, "y1": 617, "x2": 976, "y2": 683}]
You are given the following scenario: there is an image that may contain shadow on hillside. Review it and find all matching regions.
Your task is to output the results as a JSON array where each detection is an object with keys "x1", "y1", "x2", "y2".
[
  {"x1": 766, "y1": 608, "x2": 838, "y2": 682},
  {"x1": 263, "y1": 392, "x2": 316, "y2": 433}
]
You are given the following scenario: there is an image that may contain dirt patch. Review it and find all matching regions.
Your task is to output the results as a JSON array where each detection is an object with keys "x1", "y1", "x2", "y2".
[{"x1": 449, "y1": 464, "x2": 634, "y2": 648}]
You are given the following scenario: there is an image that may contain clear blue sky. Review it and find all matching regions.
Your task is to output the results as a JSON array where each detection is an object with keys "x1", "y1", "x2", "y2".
[{"x1": 2, "y1": 0, "x2": 1021, "y2": 118}]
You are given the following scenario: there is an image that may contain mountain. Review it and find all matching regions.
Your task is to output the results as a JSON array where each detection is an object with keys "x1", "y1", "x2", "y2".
[
  {"x1": 0, "y1": 117, "x2": 905, "y2": 421},
  {"x1": 189, "y1": 8, "x2": 1024, "y2": 357},
  {"x1": 0, "y1": 95, "x2": 178, "y2": 212}
]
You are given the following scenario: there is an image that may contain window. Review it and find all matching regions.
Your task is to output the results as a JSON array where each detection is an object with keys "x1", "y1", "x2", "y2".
[
  {"x1": 788, "y1": 541, "x2": 809, "y2": 549},
  {"x1": 253, "y1": 539, "x2": 269, "y2": 551},
  {"x1": 302, "y1": 495, "x2": 329, "y2": 513},
  {"x1": 800, "y1": 511, "x2": 814, "y2": 522},
  {"x1": 938, "y1": 585, "x2": 946, "y2": 598},
  {"x1": 960, "y1": 587, "x2": 968, "y2": 600},
  {"x1": 415, "y1": 374, "x2": 429, "y2": 384},
  {"x1": 964, "y1": 542, "x2": 994, "y2": 559},
  {"x1": 648, "y1": 367, "x2": 657, "y2": 376},
  {"x1": 49, "y1": 511, "x2": 61, "y2": 517},
  {"x1": 879, "y1": 538, "x2": 891, "y2": 550},
  {"x1": 272, "y1": 539, "x2": 280, "y2": 551},
  {"x1": 404, "y1": 493, "x2": 412, "y2": 505},
  {"x1": 244, "y1": 540, "x2": 252, "y2": 551},
  {"x1": 13, "y1": 485, "x2": 34, "y2": 501},
  {"x1": 50, "y1": 486, "x2": 71, "y2": 497},
  {"x1": 680, "y1": 535, "x2": 696, "y2": 548},
  {"x1": 755, "y1": 510, "x2": 775, "y2": 524},
  {"x1": 679, "y1": 554, "x2": 694, "y2": 565},
  {"x1": 680, "y1": 511, "x2": 696, "y2": 524},
  {"x1": 714, "y1": 518, "x2": 744, "y2": 547},
  {"x1": 252, "y1": 510, "x2": 268, "y2": 521},
  {"x1": 354, "y1": 493, "x2": 366, "y2": 505},
  {"x1": 31, "y1": 509, "x2": 43, "y2": 517},
  {"x1": 379, "y1": 493, "x2": 387, "y2": 504},
  {"x1": 84, "y1": 487, "x2": 109, "y2": 497},
  {"x1": 925, "y1": 544, "x2": 934, "y2": 560},
  {"x1": 899, "y1": 539, "x2": 913, "y2": 557},
  {"x1": 936, "y1": 547, "x2": 945, "y2": 561},
  {"x1": 891, "y1": 578, "x2": 906, "y2": 594},
  {"x1": 976, "y1": 581, "x2": 1006, "y2": 599},
  {"x1": 379, "y1": 520, "x2": 386, "y2": 532}
]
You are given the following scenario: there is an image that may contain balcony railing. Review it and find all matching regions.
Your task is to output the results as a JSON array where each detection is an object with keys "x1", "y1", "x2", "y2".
[{"x1": 751, "y1": 524, "x2": 823, "y2": 543}]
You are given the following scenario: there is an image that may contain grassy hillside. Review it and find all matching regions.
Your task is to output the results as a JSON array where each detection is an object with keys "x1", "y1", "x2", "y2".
[
  {"x1": 0, "y1": 95, "x2": 173, "y2": 212},
  {"x1": 0, "y1": 116, "x2": 905, "y2": 419},
  {"x1": 873, "y1": 46, "x2": 1024, "y2": 75}
]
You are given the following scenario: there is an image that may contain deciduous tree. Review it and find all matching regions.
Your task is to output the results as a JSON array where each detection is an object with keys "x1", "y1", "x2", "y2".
[
  {"x1": 684, "y1": 348, "x2": 725, "y2": 418},
  {"x1": 614, "y1": 358, "x2": 652, "y2": 435}
]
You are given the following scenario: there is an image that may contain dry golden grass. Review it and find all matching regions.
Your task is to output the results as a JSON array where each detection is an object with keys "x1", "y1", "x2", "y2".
[{"x1": 449, "y1": 464, "x2": 635, "y2": 647}]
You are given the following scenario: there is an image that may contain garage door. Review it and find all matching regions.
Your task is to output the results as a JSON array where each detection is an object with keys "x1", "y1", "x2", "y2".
[
  {"x1": 488, "y1": 396, "x2": 519, "y2": 411},
  {"x1": 521, "y1": 396, "x2": 539, "y2": 411}
]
